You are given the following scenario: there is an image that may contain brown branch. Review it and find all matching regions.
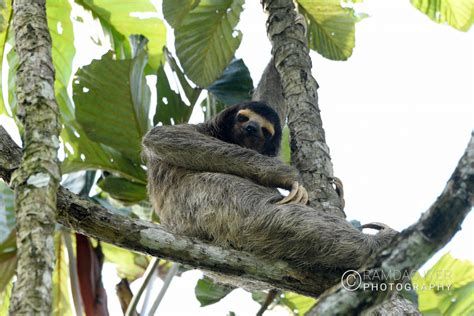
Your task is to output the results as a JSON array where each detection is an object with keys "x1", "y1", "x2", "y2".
[
  {"x1": 0, "y1": 126, "x2": 339, "y2": 298},
  {"x1": 308, "y1": 134, "x2": 474, "y2": 315},
  {"x1": 262, "y1": 0, "x2": 344, "y2": 217}
]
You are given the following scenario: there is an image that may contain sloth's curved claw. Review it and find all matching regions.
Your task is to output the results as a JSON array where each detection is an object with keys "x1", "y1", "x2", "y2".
[{"x1": 361, "y1": 222, "x2": 391, "y2": 231}]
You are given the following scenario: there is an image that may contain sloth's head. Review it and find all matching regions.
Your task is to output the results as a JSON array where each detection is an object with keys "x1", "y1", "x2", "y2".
[{"x1": 211, "y1": 101, "x2": 282, "y2": 156}]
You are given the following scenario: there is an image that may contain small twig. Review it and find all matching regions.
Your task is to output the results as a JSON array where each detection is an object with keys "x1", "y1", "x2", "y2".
[
  {"x1": 125, "y1": 258, "x2": 160, "y2": 316},
  {"x1": 256, "y1": 289, "x2": 279, "y2": 316},
  {"x1": 148, "y1": 263, "x2": 181, "y2": 315}
]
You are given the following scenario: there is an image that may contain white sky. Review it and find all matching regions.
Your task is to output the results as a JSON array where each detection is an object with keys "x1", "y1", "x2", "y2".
[{"x1": 1, "y1": 0, "x2": 473, "y2": 315}]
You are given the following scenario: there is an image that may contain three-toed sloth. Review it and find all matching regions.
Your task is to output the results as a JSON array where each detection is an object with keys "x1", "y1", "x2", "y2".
[{"x1": 142, "y1": 101, "x2": 396, "y2": 271}]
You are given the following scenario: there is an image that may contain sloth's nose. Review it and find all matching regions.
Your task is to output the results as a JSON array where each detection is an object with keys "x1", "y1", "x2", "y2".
[{"x1": 245, "y1": 123, "x2": 258, "y2": 135}]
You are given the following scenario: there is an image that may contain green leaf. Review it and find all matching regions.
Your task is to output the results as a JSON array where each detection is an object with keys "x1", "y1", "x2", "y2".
[
  {"x1": 101, "y1": 242, "x2": 148, "y2": 281},
  {"x1": 48, "y1": 0, "x2": 76, "y2": 121},
  {"x1": 97, "y1": 175, "x2": 147, "y2": 204},
  {"x1": 195, "y1": 277, "x2": 235, "y2": 307},
  {"x1": 280, "y1": 126, "x2": 291, "y2": 164},
  {"x1": 0, "y1": 281, "x2": 12, "y2": 315},
  {"x1": 297, "y1": 0, "x2": 357, "y2": 61},
  {"x1": 0, "y1": 251, "x2": 16, "y2": 294},
  {"x1": 154, "y1": 64, "x2": 194, "y2": 125},
  {"x1": 61, "y1": 124, "x2": 146, "y2": 183},
  {"x1": 207, "y1": 58, "x2": 253, "y2": 105},
  {"x1": 279, "y1": 292, "x2": 316, "y2": 315},
  {"x1": 200, "y1": 93, "x2": 226, "y2": 121},
  {"x1": 174, "y1": 0, "x2": 244, "y2": 87},
  {"x1": 77, "y1": 0, "x2": 166, "y2": 69},
  {"x1": 411, "y1": 0, "x2": 474, "y2": 32},
  {"x1": 164, "y1": 48, "x2": 202, "y2": 106},
  {"x1": 52, "y1": 234, "x2": 73, "y2": 316},
  {"x1": 74, "y1": 42, "x2": 151, "y2": 162},
  {"x1": 163, "y1": 0, "x2": 200, "y2": 28},
  {"x1": 3, "y1": 0, "x2": 75, "y2": 120},
  {"x1": 0, "y1": 0, "x2": 11, "y2": 116},
  {"x1": 413, "y1": 253, "x2": 474, "y2": 315}
]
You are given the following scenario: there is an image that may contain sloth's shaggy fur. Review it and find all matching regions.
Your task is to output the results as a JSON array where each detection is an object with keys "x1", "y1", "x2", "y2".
[{"x1": 142, "y1": 101, "x2": 396, "y2": 275}]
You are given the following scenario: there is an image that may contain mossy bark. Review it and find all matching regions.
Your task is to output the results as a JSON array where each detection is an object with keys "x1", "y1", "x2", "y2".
[
  {"x1": 262, "y1": 0, "x2": 345, "y2": 217},
  {"x1": 8, "y1": 0, "x2": 61, "y2": 314}
]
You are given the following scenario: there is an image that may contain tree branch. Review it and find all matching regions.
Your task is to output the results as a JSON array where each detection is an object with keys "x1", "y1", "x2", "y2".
[
  {"x1": 0, "y1": 126, "x2": 339, "y2": 298},
  {"x1": 262, "y1": 0, "x2": 344, "y2": 217},
  {"x1": 308, "y1": 134, "x2": 474, "y2": 315}
]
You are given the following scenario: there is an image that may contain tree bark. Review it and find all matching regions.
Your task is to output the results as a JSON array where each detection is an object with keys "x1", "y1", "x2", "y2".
[
  {"x1": 8, "y1": 0, "x2": 61, "y2": 314},
  {"x1": 262, "y1": 0, "x2": 344, "y2": 217}
]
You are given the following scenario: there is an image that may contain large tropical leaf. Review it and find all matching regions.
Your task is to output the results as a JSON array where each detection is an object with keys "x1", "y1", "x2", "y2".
[
  {"x1": 74, "y1": 40, "x2": 151, "y2": 162},
  {"x1": 154, "y1": 64, "x2": 195, "y2": 125},
  {"x1": 52, "y1": 234, "x2": 73, "y2": 316},
  {"x1": 2, "y1": 0, "x2": 75, "y2": 119},
  {"x1": 97, "y1": 175, "x2": 147, "y2": 204},
  {"x1": 61, "y1": 125, "x2": 146, "y2": 183},
  {"x1": 76, "y1": 0, "x2": 166, "y2": 70},
  {"x1": 207, "y1": 58, "x2": 253, "y2": 105},
  {"x1": 413, "y1": 253, "x2": 474, "y2": 315},
  {"x1": 174, "y1": 0, "x2": 244, "y2": 87},
  {"x1": 101, "y1": 242, "x2": 148, "y2": 281},
  {"x1": 411, "y1": 0, "x2": 474, "y2": 32},
  {"x1": 0, "y1": 0, "x2": 11, "y2": 116},
  {"x1": 163, "y1": 0, "x2": 200, "y2": 29},
  {"x1": 297, "y1": 0, "x2": 357, "y2": 61}
]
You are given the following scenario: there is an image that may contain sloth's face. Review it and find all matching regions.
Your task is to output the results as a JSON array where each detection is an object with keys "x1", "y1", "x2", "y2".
[{"x1": 231, "y1": 109, "x2": 275, "y2": 154}]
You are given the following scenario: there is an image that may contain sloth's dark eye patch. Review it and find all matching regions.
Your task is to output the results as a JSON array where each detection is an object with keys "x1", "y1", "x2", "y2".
[
  {"x1": 262, "y1": 127, "x2": 272, "y2": 138},
  {"x1": 237, "y1": 114, "x2": 249, "y2": 123}
]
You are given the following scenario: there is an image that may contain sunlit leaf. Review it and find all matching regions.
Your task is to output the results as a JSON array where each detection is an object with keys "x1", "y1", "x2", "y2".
[
  {"x1": 195, "y1": 276, "x2": 235, "y2": 307},
  {"x1": 0, "y1": 281, "x2": 12, "y2": 314},
  {"x1": 174, "y1": 0, "x2": 244, "y2": 87},
  {"x1": 411, "y1": 0, "x2": 474, "y2": 32},
  {"x1": 74, "y1": 39, "x2": 151, "y2": 162},
  {"x1": 52, "y1": 234, "x2": 73, "y2": 316},
  {"x1": 413, "y1": 253, "x2": 474, "y2": 315},
  {"x1": 297, "y1": 0, "x2": 357, "y2": 60},
  {"x1": 101, "y1": 242, "x2": 148, "y2": 281},
  {"x1": 77, "y1": 0, "x2": 166, "y2": 69},
  {"x1": 207, "y1": 58, "x2": 253, "y2": 105},
  {"x1": 279, "y1": 292, "x2": 316, "y2": 315},
  {"x1": 0, "y1": 0, "x2": 11, "y2": 116}
]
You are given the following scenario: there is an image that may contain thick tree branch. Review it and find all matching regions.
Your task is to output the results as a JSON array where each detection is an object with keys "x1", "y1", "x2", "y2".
[
  {"x1": 308, "y1": 134, "x2": 474, "y2": 315},
  {"x1": 9, "y1": 0, "x2": 61, "y2": 314},
  {"x1": 262, "y1": 0, "x2": 344, "y2": 217},
  {"x1": 0, "y1": 127, "x2": 339, "y2": 298}
]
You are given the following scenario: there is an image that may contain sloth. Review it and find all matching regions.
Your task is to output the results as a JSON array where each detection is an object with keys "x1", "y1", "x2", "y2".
[{"x1": 142, "y1": 101, "x2": 396, "y2": 271}]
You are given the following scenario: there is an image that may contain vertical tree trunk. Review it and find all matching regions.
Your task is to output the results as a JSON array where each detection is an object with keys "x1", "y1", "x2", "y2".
[
  {"x1": 262, "y1": 0, "x2": 344, "y2": 218},
  {"x1": 9, "y1": 0, "x2": 61, "y2": 314}
]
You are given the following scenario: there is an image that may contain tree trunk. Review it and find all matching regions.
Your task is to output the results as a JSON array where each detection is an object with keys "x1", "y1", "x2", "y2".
[
  {"x1": 8, "y1": 0, "x2": 61, "y2": 314},
  {"x1": 261, "y1": 0, "x2": 345, "y2": 218}
]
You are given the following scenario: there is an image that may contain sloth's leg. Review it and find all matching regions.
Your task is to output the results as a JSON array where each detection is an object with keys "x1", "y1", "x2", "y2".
[{"x1": 238, "y1": 203, "x2": 397, "y2": 269}]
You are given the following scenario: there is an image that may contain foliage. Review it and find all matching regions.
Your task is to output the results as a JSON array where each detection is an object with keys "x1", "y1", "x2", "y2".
[
  {"x1": 411, "y1": 0, "x2": 474, "y2": 32},
  {"x1": 413, "y1": 253, "x2": 474, "y2": 315},
  {"x1": 195, "y1": 277, "x2": 235, "y2": 307}
]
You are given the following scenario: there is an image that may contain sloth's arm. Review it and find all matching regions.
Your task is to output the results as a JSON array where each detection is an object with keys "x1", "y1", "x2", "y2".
[{"x1": 142, "y1": 124, "x2": 298, "y2": 189}]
